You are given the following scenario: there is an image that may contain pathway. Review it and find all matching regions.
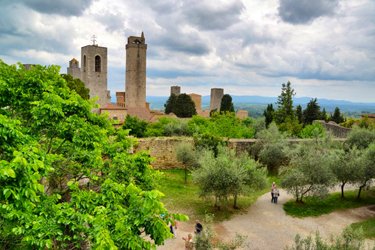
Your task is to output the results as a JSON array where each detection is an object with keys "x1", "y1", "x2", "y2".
[{"x1": 157, "y1": 190, "x2": 375, "y2": 249}]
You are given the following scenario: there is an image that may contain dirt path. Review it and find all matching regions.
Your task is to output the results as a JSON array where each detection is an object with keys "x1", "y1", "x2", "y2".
[{"x1": 158, "y1": 190, "x2": 375, "y2": 249}]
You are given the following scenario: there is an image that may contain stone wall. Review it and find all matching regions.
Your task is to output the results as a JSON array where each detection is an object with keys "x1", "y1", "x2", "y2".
[
  {"x1": 135, "y1": 137, "x2": 193, "y2": 169},
  {"x1": 135, "y1": 137, "x2": 346, "y2": 169},
  {"x1": 314, "y1": 120, "x2": 351, "y2": 138}
]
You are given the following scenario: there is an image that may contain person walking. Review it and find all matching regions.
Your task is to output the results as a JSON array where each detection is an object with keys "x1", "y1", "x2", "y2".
[
  {"x1": 271, "y1": 182, "x2": 276, "y2": 203},
  {"x1": 195, "y1": 220, "x2": 203, "y2": 235},
  {"x1": 273, "y1": 188, "x2": 280, "y2": 204},
  {"x1": 182, "y1": 233, "x2": 194, "y2": 250}
]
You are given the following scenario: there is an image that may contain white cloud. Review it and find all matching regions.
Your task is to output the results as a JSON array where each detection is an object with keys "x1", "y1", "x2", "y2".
[{"x1": 0, "y1": 0, "x2": 374, "y2": 102}]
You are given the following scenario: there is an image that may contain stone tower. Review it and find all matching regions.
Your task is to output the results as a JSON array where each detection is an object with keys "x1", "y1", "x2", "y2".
[
  {"x1": 67, "y1": 58, "x2": 81, "y2": 80},
  {"x1": 81, "y1": 44, "x2": 109, "y2": 108},
  {"x1": 210, "y1": 88, "x2": 224, "y2": 112},
  {"x1": 125, "y1": 32, "x2": 147, "y2": 109},
  {"x1": 171, "y1": 86, "x2": 181, "y2": 96}
]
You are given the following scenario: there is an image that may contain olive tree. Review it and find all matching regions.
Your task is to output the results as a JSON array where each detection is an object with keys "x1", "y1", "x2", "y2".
[
  {"x1": 192, "y1": 146, "x2": 266, "y2": 209},
  {"x1": 176, "y1": 142, "x2": 199, "y2": 183},
  {"x1": 330, "y1": 148, "x2": 362, "y2": 198},
  {"x1": 255, "y1": 123, "x2": 288, "y2": 174},
  {"x1": 282, "y1": 143, "x2": 334, "y2": 202},
  {"x1": 355, "y1": 143, "x2": 375, "y2": 199}
]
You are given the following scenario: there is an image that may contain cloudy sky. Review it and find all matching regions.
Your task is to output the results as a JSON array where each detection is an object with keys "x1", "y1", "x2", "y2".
[{"x1": 1, "y1": 0, "x2": 374, "y2": 102}]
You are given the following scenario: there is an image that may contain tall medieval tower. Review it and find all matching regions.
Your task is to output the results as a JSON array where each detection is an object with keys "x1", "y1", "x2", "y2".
[
  {"x1": 81, "y1": 43, "x2": 109, "y2": 108},
  {"x1": 125, "y1": 32, "x2": 147, "y2": 109}
]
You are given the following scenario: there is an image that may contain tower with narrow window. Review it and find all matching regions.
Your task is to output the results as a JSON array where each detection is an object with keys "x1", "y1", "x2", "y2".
[
  {"x1": 81, "y1": 44, "x2": 109, "y2": 108},
  {"x1": 125, "y1": 32, "x2": 147, "y2": 109}
]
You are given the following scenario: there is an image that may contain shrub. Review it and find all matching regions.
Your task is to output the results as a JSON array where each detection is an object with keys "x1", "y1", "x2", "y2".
[
  {"x1": 122, "y1": 115, "x2": 148, "y2": 137},
  {"x1": 298, "y1": 123, "x2": 326, "y2": 139},
  {"x1": 346, "y1": 126, "x2": 375, "y2": 149}
]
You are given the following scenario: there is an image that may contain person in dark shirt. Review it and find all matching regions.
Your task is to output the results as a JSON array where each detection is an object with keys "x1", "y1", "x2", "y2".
[{"x1": 195, "y1": 220, "x2": 203, "y2": 234}]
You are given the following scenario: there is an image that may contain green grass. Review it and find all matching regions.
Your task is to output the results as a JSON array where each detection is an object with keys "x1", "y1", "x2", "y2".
[
  {"x1": 350, "y1": 217, "x2": 375, "y2": 239},
  {"x1": 157, "y1": 169, "x2": 277, "y2": 222},
  {"x1": 283, "y1": 190, "x2": 375, "y2": 217}
]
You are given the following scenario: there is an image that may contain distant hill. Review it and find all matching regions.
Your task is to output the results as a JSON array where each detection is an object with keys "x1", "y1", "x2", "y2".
[{"x1": 145, "y1": 95, "x2": 375, "y2": 118}]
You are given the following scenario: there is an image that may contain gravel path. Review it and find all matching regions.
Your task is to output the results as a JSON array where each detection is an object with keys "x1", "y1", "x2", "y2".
[{"x1": 158, "y1": 189, "x2": 375, "y2": 250}]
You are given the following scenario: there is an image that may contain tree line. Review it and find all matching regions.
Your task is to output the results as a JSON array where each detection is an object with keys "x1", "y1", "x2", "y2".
[{"x1": 263, "y1": 81, "x2": 345, "y2": 135}]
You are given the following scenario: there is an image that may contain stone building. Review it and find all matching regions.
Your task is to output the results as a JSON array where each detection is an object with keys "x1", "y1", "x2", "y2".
[
  {"x1": 67, "y1": 42, "x2": 110, "y2": 109},
  {"x1": 124, "y1": 32, "x2": 152, "y2": 121},
  {"x1": 170, "y1": 86, "x2": 181, "y2": 96},
  {"x1": 125, "y1": 32, "x2": 147, "y2": 109},
  {"x1": 81, "y1": 44, "x2": 110, "y2": 108},
  {"x1": 67, "y1": 58, "x2": 81, "y2": 80},
  {"x1": 188, "y1": 93, "x2": 202, "y2": 113},
  {"x1": 210, "y1": 88, "x2": 224, "y2": 112}
]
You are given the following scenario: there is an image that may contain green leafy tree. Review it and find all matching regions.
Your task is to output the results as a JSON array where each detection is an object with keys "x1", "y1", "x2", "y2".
[
  {"x1": 192, "y1": 146, "x2": 266, "y2": 209},
  {"x1": 281, "y1": 143, "x2": 334, "y2": 202},
  {"x1": 320, "y1": 108, "x2": 328, "y2": 121},
  {"x1": 188, "y1": 112, "x2": 255, "y2": 139},
  {"x1": 0, "y1": 61, "x2": 187, "y2": 249},
  {"x1": 164, "y1": 93, "x2": 177, "y2": 114},
  {"x1": 176, "y1": 142, "x2": 199, "y2": 183},
  {"x1": 122, "y1": 115, "x2": 148, "y2": 137},
  {"x1": 174, "y1": 93, "x2": 196, "y2": 118},
  {"x1": 298, "y1": 123, "x2": 326, "y2": 139},
  {"x1": 61, "y1": 73, "x2": 90, "y2": 100},
  {"x1": 303, "y1": 98, "x2": 321, "y2": 125},
  {"x1": 263, "y1": 104, "x2": 274, "y2": 128},
  {"x1": 295, "y1": 104, "x2": 303, "y2": 124},
  {"x1": 355, "y1": 143, "x2": 375, "y2": 199},
  {"x1": 330, "y1": 107, "x2": 345, "y2": 124},
  {"x1": 220, "y1": 94, "x2": 235, "y2": 113},
  {"x1": 330, "y1": 148, "x2": 362, "y2": 198},
  {"x1": 255, "y1": 123, "x2": 288, "y2": 174},
  {"x1": 346, "y1": 126, "x2": 375, "y2": 149},
  {"x1": 275, "y1": 81, "x2": 295, "y2": 124}
]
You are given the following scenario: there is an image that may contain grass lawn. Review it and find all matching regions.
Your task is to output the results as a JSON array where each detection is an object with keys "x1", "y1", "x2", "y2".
[
  {"x1": 350, "y1": 217, "x2": 375, "y2": 239},
  {"x1": 157, "y1": 169, "x2": 277, "y2": 222},
  {"x1": 283, "y1": 189, "x2": 375, "y2": 217}
]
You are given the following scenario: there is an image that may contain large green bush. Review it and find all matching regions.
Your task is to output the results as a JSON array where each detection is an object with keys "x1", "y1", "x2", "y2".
[{"x1": 0, "y1": 61, "x2": 186, "y2": 249}]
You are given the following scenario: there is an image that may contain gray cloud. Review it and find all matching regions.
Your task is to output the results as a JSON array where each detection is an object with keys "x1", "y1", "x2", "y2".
[
  {"x1": 2, "y1": 0, "x2": 94, "y2": 16},
  {"x1": 183, "y1": 0, "x2": 244, "y2": 30},
  {"x1": 159, "y1": 35, "x2": 211, "y2": 55},
  {"x1": 278, "y1": 0, "x2": 339, "y2": 24}
]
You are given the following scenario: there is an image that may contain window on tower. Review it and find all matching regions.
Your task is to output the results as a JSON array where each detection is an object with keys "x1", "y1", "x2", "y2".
[
  {"x1": 95, "y1": 55, "x2": 101, "y2": 72},
  {"x1": 83, "y1": 55, "x2": 87, "y2": 72}
]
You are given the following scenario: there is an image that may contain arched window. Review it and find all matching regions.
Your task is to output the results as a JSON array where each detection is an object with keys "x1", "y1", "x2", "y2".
[
  {"x1": 95, "y1": 55, "x2": 101, "y2": 72},
  {"x1": 83, "y1": 55, "x2": 87, "y2": 72}
]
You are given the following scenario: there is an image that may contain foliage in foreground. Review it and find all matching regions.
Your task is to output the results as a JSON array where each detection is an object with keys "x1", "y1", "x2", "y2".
[
  {"x1": 350, "y1": 218, "x2": 375, "y2": 239},
  {"x1": 194, "y1": 214, "x2": 248, "y2": 250},
  {"x1": 0, "y1": 61, "x2": 187, "y2": 249},
  {"x1": 285, "y1": 228, "x2": 369, "y2": 250}
]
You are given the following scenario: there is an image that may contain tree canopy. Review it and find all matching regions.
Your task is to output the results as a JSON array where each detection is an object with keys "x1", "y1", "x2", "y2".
[
  {"x1": 0, "y1": 61, "x2": 186, "y2": 249},
  {"x1": 303, "y1": 98, "x2": 321, "y2": 125},
  {"x1": 61, "y1": 73, "x2": 90, "y2": 100},
  {"x1": 220, "y1": 94, "x2": 235, "y2": 113},
  {"x1": 164, "y1": 93, "x2": 196, "y2": 118}
]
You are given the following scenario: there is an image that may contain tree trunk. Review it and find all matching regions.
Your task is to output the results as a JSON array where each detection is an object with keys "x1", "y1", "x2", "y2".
[
  {"x1": 357, "y1": 183, "x2": 366, "y2": 200},
  {"x1": 233, "y1": 194, "x2": 238, "y2": 209},
  {"x1": 341, "y1": 182, "x2": 346, "y2": 199}
]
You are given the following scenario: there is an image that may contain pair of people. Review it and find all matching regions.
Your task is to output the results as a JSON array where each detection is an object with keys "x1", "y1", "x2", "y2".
[{"x1": 271, "y1": 182, "x2": 280, "y2": 203}]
